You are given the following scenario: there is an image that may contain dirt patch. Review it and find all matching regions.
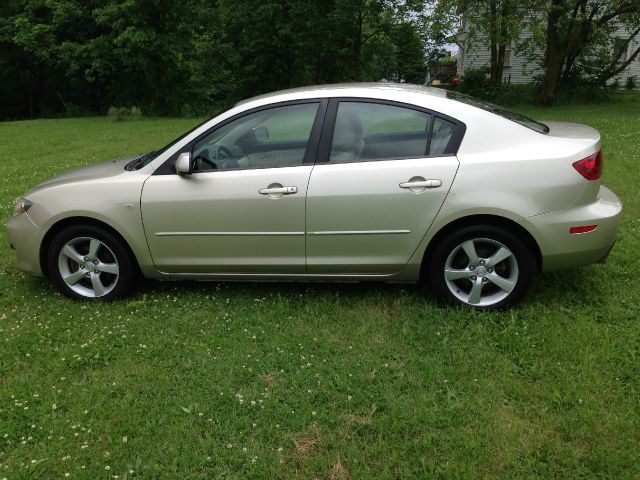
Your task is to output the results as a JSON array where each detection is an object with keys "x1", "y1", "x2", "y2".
[
  {"x1": 293, "y1": 422, "x2": 321, "y2": 457},
  {"x1": 263, "y1": 372, "x2": 276, "y2": 388},
  {"x1": 293, "y1": 435, "x2": 317, "y2": 456},
  {"x1": 330, "y1": 460, "x2": 350, "y2": 480}
]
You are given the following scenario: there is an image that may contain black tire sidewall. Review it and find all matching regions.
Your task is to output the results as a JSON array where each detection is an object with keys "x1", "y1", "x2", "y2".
[
  {"x1": 47, "y1": 225, "x2": 134, "y2": 301},
  {"x1": 428, "y1": 225, "x2": 535, "y2": 310}
]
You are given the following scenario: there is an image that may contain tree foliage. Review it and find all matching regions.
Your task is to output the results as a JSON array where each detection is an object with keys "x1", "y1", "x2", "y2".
[
  {"x1": 0, "y1": 0, "x2": 429, "y2": 119},
  {"x1": 427, "y1": 0, "x2": 640, "y2": 104},
  {"x1": 533, "y1": 0, "x2": 640, "y2": 104},
  {"x1": 429, "y1": 0, "x2": 535, "y2": 85}
]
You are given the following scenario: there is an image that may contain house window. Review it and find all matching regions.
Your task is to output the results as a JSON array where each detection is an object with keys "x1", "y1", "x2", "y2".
[
  {"x1": 614, "y1": 38, "x2": 628, "y2": 64},
  {"x1": 504, "y1": 44, "x2": 512, "y2": 67}
]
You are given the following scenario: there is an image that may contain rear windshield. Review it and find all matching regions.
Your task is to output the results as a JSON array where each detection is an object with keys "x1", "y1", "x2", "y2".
[{"x1": 446, "y1": 91, "x2": 549, "y2": 134}]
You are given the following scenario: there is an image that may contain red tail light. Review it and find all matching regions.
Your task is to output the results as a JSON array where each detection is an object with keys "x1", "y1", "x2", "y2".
[
  {"x1": 572, "y1": 150, "x2": 603, "y2": 180},
  {"x1": 569, "y1": 225, "x2": 598, "y2": 234}
]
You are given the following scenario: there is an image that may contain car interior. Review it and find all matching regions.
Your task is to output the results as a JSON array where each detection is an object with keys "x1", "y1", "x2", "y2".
[
  {"x1": 329, "y1": 103, "x2": 455, "y2": 163},
  {"x1": 191, "y1": 104, "x2": 318, "y2": 172},
  {"x1": 189, "y1": 101, "x2": 457, "y2": 172}
]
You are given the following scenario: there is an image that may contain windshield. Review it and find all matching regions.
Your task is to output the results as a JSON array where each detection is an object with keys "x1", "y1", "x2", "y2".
[
  {"x1": 125, "y1": 116, "x2": 215, "y2": 170},
  {"x1": 446, "y1": 91, "x2": 549, "y2": 134}
]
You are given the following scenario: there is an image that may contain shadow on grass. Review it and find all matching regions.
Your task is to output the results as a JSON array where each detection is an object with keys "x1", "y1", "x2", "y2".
[
  {"x1": 139, "y1": 267, "x2": 602, "y2": 309},
  {"x1": 16, "y1": 263, "x2": 605, "y2": 310}
]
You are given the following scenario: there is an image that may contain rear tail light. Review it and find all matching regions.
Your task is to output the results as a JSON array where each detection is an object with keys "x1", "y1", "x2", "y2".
[
  {"x1": 572, "y1": 150, "x2": 603, "y2": 180},
  {"x1": 570, "y1": 225, "x2": 598, "y2": 234}
]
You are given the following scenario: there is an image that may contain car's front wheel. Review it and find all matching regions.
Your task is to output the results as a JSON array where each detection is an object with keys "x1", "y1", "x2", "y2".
[
  {"x1": 428, "y1": 225, "x2": 535, "y2": 309},
  {"x1": 47, "y1": 225, "x2": 135, "y2": 301}
]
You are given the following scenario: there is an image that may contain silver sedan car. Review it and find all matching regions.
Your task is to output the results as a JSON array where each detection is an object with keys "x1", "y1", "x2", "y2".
[{"x1": 6, "y1": 83, "x2": 622, "y2": 308}]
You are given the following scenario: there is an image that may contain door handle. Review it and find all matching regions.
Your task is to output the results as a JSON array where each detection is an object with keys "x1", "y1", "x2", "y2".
[
  {"x1": 399, "y1": 179, "x2": 442, "y2": 189},
  {"x1": 259, "y1": 185, "x2": 298, "y2": 196}
]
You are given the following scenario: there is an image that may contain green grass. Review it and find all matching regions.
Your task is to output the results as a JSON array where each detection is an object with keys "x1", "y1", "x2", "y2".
[{"x1": 0, "y1": 103, "x2": 639, "y2": 479}]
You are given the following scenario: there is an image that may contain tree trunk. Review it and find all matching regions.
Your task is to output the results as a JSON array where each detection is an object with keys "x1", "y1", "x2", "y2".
[
  {"x1": 496, "y1": 44, "x2": 506, "y2": 85},
  {"x1": 541, "y1": 0, "x2": 564, "y2": 106},
  {"x1": 541, "y1": 56, "x2": 563, "y2": 105},
  {"x1": 488, "y1": 0, "x2": 500, "y2": 84},
  {"x1": 495, "y1": 0, "x2": 512, "y2": 86},
  {"x1": 353, "y1": 6, "x2": 364, "y2": 78},
  {"x1": 490, "y1": 42, "x2": 499, "y2": 83}
]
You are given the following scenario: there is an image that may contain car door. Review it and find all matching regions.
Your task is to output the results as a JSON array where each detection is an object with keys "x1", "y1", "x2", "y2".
[
  {"x1": 141, "y1": 100, "x2": 325, "y2": 274},
  {"x1": 305, "y1": 99, "x2": 464, "y2": 274}
]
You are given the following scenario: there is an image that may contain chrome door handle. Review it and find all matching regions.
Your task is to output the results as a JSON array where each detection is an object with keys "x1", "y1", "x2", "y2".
[
  {"x1": 399, "y1": 179, "x2": 442, "y2": 189},
  {"x1": 259, "y1": 186, "x2": 298, "y2": 195}
]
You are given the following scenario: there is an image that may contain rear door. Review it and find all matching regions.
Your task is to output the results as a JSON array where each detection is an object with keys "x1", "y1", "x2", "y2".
[{"x1": 305, "y1": 99, "x2": 464, "y2": 274}]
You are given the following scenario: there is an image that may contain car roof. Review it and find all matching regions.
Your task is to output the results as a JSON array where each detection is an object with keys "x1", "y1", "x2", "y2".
[{"x1": 235, "y1": 82, "x2": 447, "y2": 106}]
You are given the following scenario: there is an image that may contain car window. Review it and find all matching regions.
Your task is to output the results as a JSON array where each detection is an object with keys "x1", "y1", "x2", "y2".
[
  {"x1": 446, "y1": 91, "x2": 548, "y2": 134},
  {"x1": 192, "y1": 102, "x2": 319, "y2": 172},
  {"x1": 329, "y1": 102, "x2": 432, "y2": 163},
  {"x1": 429, "y1": 118, "x2": 456, "y2": 156}
]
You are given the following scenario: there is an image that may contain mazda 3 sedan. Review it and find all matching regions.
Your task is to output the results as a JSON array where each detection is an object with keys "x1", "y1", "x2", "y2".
[{"x1": 6, "y1": 83, "x2": 622, "y2": 308}]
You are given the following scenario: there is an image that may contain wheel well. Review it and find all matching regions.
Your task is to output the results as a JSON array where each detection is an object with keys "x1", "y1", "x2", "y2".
[
  {"x1": 39, "y1": 217, "x2": 141, "y2": 278},
  {"x1": 420, "y1": 214, "x2": 542, "y2": 278}
]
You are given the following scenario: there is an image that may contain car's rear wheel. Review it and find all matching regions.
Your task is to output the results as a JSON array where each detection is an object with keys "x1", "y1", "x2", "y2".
[
  {"x1": 428, "y1": 225, "x2": 535, "y2": 309},
  {"x1": 47, "y1": 225, "x2": 135, "y2": 301}
]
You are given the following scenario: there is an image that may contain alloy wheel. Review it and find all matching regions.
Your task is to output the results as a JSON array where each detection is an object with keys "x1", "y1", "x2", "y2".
[
  {"x1": 443, "y1": 237, "x2": 519, "y2": 307},
  {"x1": 57, "y1": 237, "x2": 120, "y2": 298}
]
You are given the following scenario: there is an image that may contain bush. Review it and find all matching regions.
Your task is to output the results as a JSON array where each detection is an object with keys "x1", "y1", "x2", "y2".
[
  {"x1": 453, "y1": 69, "x2": 539, "y2": 106},
  {"x1": 626, "y1": 76, "x2": 637, "y2": 90},
  {"x1": 451, "y1": 67, "x2": 633, "y2": 106},
  {"x1": 493, "y1": 83, "x2": 540, "y2": 106},
  {"x1": 107, "y1": 106, "x2": 143, "y2": 122},
  {"x1": 455, "y1": 67, "x2": 499, "y2": 100},
  {"x1": 555, "y1": 80, "x2": 609, "y2": 104}
]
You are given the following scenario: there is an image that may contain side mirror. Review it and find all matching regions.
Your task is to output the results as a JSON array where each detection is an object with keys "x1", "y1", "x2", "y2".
[
  {"x1": 252, "y1": 126, "x2": 269, "y2": 142},
  {"x1": 175, "y1": 152, "x2": 192, "y2": 174}
]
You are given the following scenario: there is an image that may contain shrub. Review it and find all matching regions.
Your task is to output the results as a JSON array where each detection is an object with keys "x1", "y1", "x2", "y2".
[
  {"x1": 626, "y1": 76, "x2": 637, "y2": 90},
  {"x1": 493, "y1": 83, "x2": 540, "y2": 106},
  {"x1": 455, "y1": 67, "x2": 498, "y2": 100},
  {"x1": 107, "y1": 106, "x2": 143, "y2": 122},
  {"x1": 554, "y1": 80, "x2": 609, "y2": 104}
]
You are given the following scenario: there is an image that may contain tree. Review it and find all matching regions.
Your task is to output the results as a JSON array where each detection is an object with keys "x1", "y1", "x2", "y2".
[
  {"x1": 430, "y1": 0, "x2": 528, "y2": 85},
  {"x1": 540, "y1": 0, "x2": 640, "y2": 105},
  {"x1": 388, "y1": 20, "x2": 428, "y2": 82},
  {"x1": 0, "y1": 0, "x2": 430, "y2": 119}
]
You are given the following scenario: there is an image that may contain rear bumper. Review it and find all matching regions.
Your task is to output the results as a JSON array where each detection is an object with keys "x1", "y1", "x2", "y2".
[
  {"x1": 6, "y1": 213, "x2": 43, "y2": 276},
  {"x1": 522, "y1": 185, "x2": 622, "y2": 272}
]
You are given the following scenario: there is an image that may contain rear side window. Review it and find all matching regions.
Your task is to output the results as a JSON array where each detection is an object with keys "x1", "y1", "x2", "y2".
[
  {"x1": 429, "y1": 118, "x2": 457, "y2": 156},
  {"x1": 446, "y1": 91, "x2": 548, "y2": 134},
  {"x1": 329, "y1": 101, "x2": 462, "y2": 163}
]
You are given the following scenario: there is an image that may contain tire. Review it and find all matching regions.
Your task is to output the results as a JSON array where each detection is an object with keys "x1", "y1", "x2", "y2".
[
  {"x1": 47, "y1": 225, "x2": 135, "y2": 301},
  {"x1": 427, "y1": 224, "x2": 535, "y2": 310}
]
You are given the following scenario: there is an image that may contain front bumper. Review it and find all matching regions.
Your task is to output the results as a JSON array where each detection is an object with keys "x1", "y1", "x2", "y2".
[
  {"x1": 6, "y1": 212, "x2": 43, "y2": 276},
  {"x1": 522, "y1": 185, "x2": 622, "y2": 272}
]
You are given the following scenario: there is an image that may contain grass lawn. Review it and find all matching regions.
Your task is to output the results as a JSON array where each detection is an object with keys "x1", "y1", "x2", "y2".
[{"x1": 0, "y1": 100, "x2": 639, "y2": 479}]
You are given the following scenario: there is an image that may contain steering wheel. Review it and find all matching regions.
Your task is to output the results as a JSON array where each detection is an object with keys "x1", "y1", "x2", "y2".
[
  {"x1": 193, "y1": 148, "x2": 218, "y2": 171},
  {"x1": 216, "y1": 145, "x2": 240, "y2": 169}
]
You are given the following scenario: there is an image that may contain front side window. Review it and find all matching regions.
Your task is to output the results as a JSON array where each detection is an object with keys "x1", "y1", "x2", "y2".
[
  {"x1": 329, "y1": 102, "x2": 432, "y2": 163},
  {"x1": 192, "y1": 102, "x2": 319, "y2": 172}
]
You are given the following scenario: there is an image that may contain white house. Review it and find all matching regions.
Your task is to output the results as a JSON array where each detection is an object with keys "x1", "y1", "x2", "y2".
[{"x1": 456, "y1": 26, "x2": 640, "y2": 86}]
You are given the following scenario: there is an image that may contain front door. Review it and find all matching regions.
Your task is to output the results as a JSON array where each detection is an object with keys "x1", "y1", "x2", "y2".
[{"x1": 141, "y1": 101, "x2": 323, "y2": 274}]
